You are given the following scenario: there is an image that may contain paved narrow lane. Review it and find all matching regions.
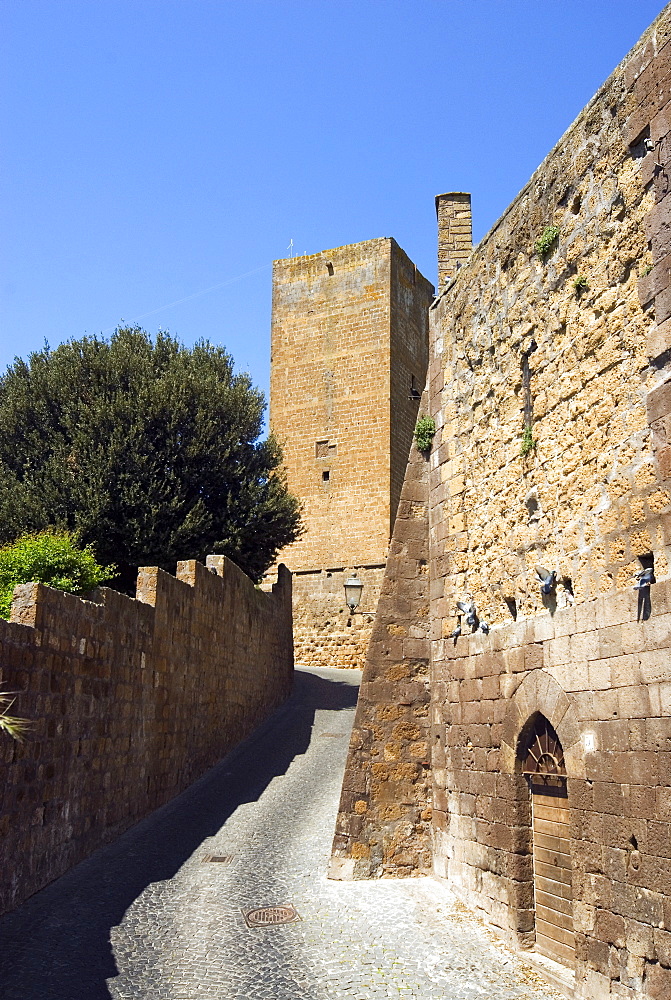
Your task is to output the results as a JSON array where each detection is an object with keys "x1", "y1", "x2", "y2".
[{"x1": 0, "y1": 667, "x2": 561, "y2": 999}]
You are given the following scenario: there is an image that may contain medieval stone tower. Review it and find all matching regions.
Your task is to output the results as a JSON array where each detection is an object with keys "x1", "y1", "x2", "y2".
[{"x1": 269, "y1": 237, "x2": 434, "y2": 667}]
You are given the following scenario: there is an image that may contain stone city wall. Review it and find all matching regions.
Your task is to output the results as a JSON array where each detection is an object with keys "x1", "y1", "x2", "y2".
[
  {"x1": 330, "y1": 408, "x2": 432, "y2": 879},
  {"x1": 0, "y1": 556, "x2": 293, "y2": 916},
  {"x1": 429, "y1": 50, "x2": 657, "y2": 631},
  {"x1": 429, "y1": 10, "x2": 671, "y2": 999},
  {"x1": 432, "y1": 572, "x2": 671, "y2": 1000},
  {"x1": 426, "y1": 10, "x2": 671, "y2": 996},
  {"x1": 332, "y1": 4, "x2": 671, "y2": 998},
  {"x1": 291, "y1": 566, "x2": 382, "y2": 670}
]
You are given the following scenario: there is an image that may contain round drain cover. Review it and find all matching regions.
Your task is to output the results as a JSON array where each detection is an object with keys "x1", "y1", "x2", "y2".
[{"x1": 244, "y1": 905, "x2": 300, "y2": 927}]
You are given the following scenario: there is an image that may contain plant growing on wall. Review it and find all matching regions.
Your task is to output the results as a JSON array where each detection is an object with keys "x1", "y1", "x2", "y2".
[
  {"x1": 572, "y1": 274, "x2": 589, "y2": 292},
  {"x1": 0, "y1": 689, "x2": 30, "y2": 741},
  {"x1": 414, "y1": 415, "x2": 436, "y2": 452},
  {"x1": 534, "y1": 226, "x2": 560, "y2": 257},
  {"x1": 0, "y1": 530, "x2": 113, "y2": 619},
  {"x1": 520, "y1": 424, "x2": 536, "y2": 457}
]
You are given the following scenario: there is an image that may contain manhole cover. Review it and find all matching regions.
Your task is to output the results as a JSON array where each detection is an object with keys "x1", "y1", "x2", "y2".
[
  {"x1": 242, "y1": 904, "x2": 301, "y2": 927},
  {"x1": 202, "y1": 855, "x2": 234, "y2": 864}
]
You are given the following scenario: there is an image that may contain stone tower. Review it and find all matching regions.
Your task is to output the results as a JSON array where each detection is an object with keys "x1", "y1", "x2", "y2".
[{"x1": 269, "y1": 237, "x2": 434, "y2": 668}]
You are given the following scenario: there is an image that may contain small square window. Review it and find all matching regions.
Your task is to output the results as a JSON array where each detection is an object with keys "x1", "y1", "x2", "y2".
[{"x1": 322, "y1": 470, "x2": 330, "y2": 482}]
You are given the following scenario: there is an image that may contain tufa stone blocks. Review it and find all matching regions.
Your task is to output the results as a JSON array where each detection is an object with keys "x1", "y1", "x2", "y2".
[
  {"x1": 333, "y1": 3, "x2": 671, "y2": 996},
  {"x1": 268, "y1": 238, "x2": 433, "y2": 669},
  {"x1": 435, "y1": 192, "x2": 473, "y2": 289},
  {"x1": 0, "y1": 556, "x2": 293, "y2": 915}
]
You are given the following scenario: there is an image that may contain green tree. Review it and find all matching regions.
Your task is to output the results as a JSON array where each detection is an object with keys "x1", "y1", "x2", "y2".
[
  {"x1": 0, "y1": 328, "x2": 302, "y2": 585},
  {"x1": 0, "y1": 530, "x2": 113, "y2": 619}
]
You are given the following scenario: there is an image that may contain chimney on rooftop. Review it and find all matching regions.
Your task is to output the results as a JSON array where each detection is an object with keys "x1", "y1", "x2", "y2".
[{"x1": 435, "y1": 192, "x2": 472, "y2": 289}]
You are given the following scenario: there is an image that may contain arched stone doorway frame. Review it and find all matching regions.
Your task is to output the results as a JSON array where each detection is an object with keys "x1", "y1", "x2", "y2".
[{"x1": 499, "y1": 670, "x2": 583, "y2": 954}]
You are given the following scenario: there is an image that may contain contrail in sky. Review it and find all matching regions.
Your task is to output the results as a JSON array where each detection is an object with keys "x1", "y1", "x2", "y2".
[{"x1": 102, "y1": 262, "x2": 271, "y2": 334}]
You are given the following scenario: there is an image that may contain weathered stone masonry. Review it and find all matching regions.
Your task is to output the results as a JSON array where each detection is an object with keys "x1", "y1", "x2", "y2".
[
  {"x1": 269, "y1": 238, "x2": 433, "y2": 670},
  {"x1": 436, "y1": 192, "x2": 473, "y2": 290},
  {"x1": 0, "y1": 555, "x2": 292, "y2": 916},
  {"x1": 333, "y1": 5, "x2": 671, "y2": 998},
  {"x1": 329, "y1": 400, "x2": 432, "y2": 879}
]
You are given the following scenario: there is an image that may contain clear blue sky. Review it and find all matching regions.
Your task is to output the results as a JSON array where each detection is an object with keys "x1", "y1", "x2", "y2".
[{"x1": 0, "y1": 0, "x2": 666, "y2": 405}]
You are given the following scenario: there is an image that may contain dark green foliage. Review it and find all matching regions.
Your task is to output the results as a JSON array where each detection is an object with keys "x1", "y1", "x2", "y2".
[
  {"x1": 534, "y1": 225, "x2": 560, "y2": 257},
  {"x1": 414, "y1": 415, "x2": 436, "y2": 452},
  {"x1": 0, "y1": 328, "x2": 302, "y2": 584},
  {"x1": 0, "y1": 530, "x2": 113, "y2": 619}
]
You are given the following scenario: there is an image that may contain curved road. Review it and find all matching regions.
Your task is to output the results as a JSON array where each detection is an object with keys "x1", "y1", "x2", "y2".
[{"x1": 0, "y1": 666, "x2": 561, "y2": 999}]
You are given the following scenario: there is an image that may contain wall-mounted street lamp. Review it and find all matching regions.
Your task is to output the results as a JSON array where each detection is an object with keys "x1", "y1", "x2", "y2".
[{"x1": 344, "y1": 574, "x2": 364, "y2": 613}]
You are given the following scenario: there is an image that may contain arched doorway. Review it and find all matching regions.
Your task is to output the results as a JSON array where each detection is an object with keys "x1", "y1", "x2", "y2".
[{"x1": 521, "y1": 714, "x2": 574, "y2": 968}]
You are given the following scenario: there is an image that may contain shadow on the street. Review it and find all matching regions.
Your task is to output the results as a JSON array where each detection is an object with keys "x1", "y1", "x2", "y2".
[{"x1": 0, "y1": 668, "x2": 359, "y2": 1000}]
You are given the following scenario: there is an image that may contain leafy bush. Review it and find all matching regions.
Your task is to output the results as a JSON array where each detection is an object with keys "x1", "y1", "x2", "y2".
[
  {"x1": 414, "y1": 416, "x2": 437, "y2": 452},
  {"x1": 534, "y1": 226, "x2": 560, "y2": 257},
  {"x1": 0, "y1": 530, "x2": 113, "y2": 619}
]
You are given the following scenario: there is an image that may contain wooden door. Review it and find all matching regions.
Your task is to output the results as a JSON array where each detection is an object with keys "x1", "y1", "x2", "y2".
[
  {"x1": 531, "y1": 785, "x2": 574, "y2": 965},
  {"x1": 523, "y1": 716, "x2": 575, "y2": 968}
]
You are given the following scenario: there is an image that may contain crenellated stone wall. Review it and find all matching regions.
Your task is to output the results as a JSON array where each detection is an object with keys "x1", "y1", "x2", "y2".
[{"x1": 0, "y1": 555, "x2": 293, "y2": 916}]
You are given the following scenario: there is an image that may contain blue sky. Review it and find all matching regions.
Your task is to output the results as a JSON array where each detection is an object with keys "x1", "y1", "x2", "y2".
[{"x1": 0, "y1": 0, "x2": 666, "y2": 405}]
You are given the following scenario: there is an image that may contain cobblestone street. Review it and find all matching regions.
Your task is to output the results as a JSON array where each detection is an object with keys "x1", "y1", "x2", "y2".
[{"x1": 0, "y1": 667, "x2": 561, "y2": 999}]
